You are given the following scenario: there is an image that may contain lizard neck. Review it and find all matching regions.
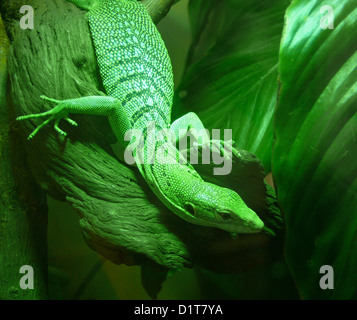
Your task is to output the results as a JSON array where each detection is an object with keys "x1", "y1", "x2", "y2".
[{"x1": 132, "y1": 137, "x2": 205, "y2": 222}]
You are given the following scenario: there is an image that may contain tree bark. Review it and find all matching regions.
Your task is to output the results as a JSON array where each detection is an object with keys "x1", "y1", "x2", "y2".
[
  {"x1": 142, "y1": 0, "x2": 178, "y2": 24},
  {"x1": 0, "y1": 14, "x2": 48, "y2": 300}
]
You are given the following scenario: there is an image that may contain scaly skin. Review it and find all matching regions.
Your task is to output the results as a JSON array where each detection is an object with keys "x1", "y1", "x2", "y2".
[{"x1": 17, "y1": 0, "x2": 264, "y2": 233}]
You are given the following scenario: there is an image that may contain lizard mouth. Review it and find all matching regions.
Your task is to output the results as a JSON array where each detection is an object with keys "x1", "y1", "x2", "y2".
[
  {"x1": 182, "y1": 203, "x2": 264, "y2": 234},
  {"x1": 210, "y1": 216, "x2": 265, "y2": 233}
]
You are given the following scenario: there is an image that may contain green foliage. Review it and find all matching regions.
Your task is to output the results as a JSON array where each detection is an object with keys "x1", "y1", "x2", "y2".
[
  {"x1": 174, "y1": 0, "x2": 288, "y2": 172},
  {"x1": 176, "y1": 0, "x2": 357, "y2": 299},
  {"x1": 273, "y1": 0, "x2": 357, "y2": 299}
]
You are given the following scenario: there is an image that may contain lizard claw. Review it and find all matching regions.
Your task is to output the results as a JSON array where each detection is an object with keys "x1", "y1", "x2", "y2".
[
  {"x1": 65, "y1": 117, "x2": 78, "y2": 126},
  {"x1": 194, "y1": 139, "x2": 235, "y2": 162},
  {"x1": 54, "y1": 119, "x2": 67, "y2": 136},
  {"x1": 40, "y1": 95, "x2": 61, "y2": 104}
]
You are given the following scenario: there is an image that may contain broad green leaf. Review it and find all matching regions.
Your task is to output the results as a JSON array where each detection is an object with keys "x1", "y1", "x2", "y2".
[
  {"x1": 173, "y1": 0, "x2": 288, "y2": 172},
  {"x1": 272, "y1": 0, "x2": 357, "y2": 298}
]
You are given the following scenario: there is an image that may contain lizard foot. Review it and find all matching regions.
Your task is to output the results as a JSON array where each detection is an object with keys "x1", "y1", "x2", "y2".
[
  {"x1": 16, "y1": 95, "x2": 78, "y2": 140},
  {"x1": 193, "y1": 139, "x2": 235, "y2": 161}
]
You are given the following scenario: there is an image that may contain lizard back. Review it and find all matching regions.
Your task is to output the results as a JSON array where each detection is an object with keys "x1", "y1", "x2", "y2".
[
  {"x1": 87, "y1": 0, "x2": 207, "y2": 221},
  {"x1": 87, "y1": 0, "x2": 174, "y2": 130}
]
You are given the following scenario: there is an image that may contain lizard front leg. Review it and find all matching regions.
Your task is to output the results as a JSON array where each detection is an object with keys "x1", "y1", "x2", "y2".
[{"x1": 170, "y1": 112, "x2": 234, "y2": 162}]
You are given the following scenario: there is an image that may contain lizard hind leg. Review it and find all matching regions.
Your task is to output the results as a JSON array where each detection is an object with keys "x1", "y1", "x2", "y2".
[
  {"x1": 16, "y1": 95, "x2": 78, "y2": 140},
  {"x1": 17, "y1": 94, "x2": 128, "y2": 141}
]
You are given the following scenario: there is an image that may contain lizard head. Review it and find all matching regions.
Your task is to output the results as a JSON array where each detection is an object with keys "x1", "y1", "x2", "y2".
[{"x1": 182, "y1": 183, "x2": 264, "y2": 233}]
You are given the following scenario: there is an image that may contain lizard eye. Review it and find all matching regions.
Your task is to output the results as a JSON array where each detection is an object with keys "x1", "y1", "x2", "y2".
[
  {"x1": 218, "y1": 211, "x2": 232, "y2": 220},
  {"x1": 184, "y1": 203, "x2": 196, "y2": 216}
]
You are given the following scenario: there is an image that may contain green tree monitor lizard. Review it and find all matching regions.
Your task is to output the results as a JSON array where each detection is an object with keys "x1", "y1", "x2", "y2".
[{"x1": 17, "y1": 0, "x2": 264, "y2": 233}]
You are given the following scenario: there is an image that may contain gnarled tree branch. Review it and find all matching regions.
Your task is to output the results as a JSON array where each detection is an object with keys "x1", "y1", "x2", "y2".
[
  {"x1": 141, "y1": 0, "x2": 179, "y2": 24},
  {"x1": 0, "y1": 13, "x2": 48, "y2": 300}
]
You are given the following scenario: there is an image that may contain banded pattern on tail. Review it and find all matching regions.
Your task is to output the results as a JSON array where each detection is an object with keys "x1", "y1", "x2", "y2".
[{"x1": 88, "y1": 0, "x2": 174, "y2": 130}]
